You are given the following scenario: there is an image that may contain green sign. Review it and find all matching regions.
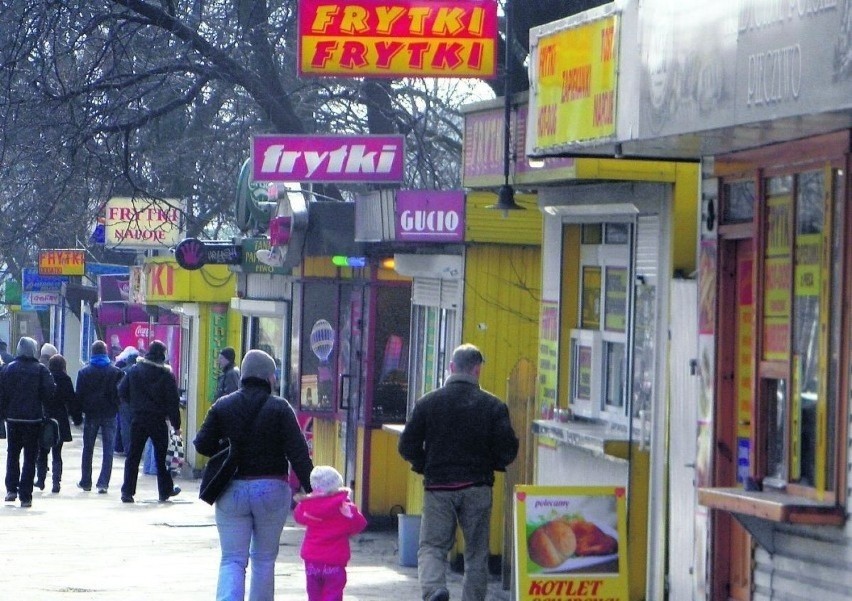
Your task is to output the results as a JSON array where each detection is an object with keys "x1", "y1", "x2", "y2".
[{"x1": 240, "y1": 238, "x2": 287, "y2": 275}]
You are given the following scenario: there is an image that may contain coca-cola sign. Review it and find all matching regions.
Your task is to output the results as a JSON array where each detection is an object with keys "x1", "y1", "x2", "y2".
[{"x1": 395, "y1": 190, "x2": 465, "y2": 243}]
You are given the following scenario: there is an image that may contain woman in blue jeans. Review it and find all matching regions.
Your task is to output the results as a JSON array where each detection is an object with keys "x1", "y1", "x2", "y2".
[{"x1": 194, "y1": 349, "x2": 314, "y2": 601}]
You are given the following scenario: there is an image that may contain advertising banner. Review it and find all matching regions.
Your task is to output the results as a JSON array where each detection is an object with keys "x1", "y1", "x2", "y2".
[
  {"x1": 252, "y1": 134, "x2": 405, "y2": 183},
  {"x1": 395, "y1": 190, "x2": 464, "y2": 242},
  {"x1": 38, "y1": 249, "x2": 85, "y2": 276},
  {"x1": 22, "y1": 268, "x2": 67, "y2": 292},
  {"x1": 298, "y1": 0, "x2": 497, "y2": 78},
  {"x1": 98, "y1": 274, "x2": 131, "y2": 304},
  {"x1": 104, "y1": 197, "x2": 184, "y2": 249},
  {"x1": 527, "y1": 12, "x2": 618, "y2": 155},
  {"x1": 105, "y1": 322, "x2": 182, "y2": 375},
  {"x1": 463, "y1": 103, "x2": 576, "y2": 188},
  {"x1": 514, "y1": 485, "x2": 629, "y2": 601}
]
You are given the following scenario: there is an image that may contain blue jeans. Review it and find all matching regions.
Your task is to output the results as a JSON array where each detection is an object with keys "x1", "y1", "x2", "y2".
[
  {"x1": 115, "y1": 403, "x2": 133, "y2": 453},
  {"x1": 215, "y1": 478, "x2": 291, "y2": 601},
  {"x1": 80, "y1": 415, "x2": 117, "y2": 490},
  {"x1": 418, "y1": 486, "x2": 493, "y2": 601}
]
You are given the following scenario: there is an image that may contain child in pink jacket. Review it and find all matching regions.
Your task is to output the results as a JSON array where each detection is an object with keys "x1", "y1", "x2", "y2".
[{"x1": 294, "y1": 465, "x2": 368, "y2": 601}]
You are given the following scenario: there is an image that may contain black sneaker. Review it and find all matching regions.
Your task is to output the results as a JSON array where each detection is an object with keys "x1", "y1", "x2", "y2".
[
  {"x1": 4, "y1": 492, "x2": 16, "y2": 502},
  {"x1": 35, "y1": 480, "x2": 45, "y2": 491},
  {"x1": 121, "y1": 495, "x2": 134, "y2": 503},
  {"x1": 20, "y1": 499, "x2": 32, "y2": 508},
  {"x1": 77, "y1": 482, "x2": 91, "y2": 492},
  {"x1": 159, "y1": 486, "x2": 181, "y2": 502},
  {"x1": 51, "y1": 484, "x2": 60, "y2": 494}
]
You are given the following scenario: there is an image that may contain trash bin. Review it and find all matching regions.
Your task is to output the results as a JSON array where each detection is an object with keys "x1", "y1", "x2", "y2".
[{"x1": 398, "y1": 513, "x2": 421, "y2": 567}]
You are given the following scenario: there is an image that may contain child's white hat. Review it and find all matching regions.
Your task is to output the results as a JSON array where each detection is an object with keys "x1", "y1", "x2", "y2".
[{"x1": 310, "y1": 465, "x2": 344, "y2": 494}]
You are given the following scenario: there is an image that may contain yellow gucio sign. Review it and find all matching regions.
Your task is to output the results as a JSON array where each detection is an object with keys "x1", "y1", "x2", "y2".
[{"x1": 529, "y1": 14, "x2": 618, "y2": 151}]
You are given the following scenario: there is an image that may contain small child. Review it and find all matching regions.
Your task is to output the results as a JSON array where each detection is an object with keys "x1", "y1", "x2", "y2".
[{"x1": 294, "y1": 465, "x2": 368, "y2": 601}]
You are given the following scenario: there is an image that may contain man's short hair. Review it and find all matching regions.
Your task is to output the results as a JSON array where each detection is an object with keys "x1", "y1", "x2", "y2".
[
  {"x1": 451, "y1": 344, "x2": 484, "y2": 374},
  {"x1": 91, "y1": 340, "x2": 108, "y2": 355}
]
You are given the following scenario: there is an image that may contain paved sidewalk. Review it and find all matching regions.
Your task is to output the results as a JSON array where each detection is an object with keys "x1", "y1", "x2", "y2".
[{"x1": 1, "y1": 426, "x2": 512, "y2": 600}]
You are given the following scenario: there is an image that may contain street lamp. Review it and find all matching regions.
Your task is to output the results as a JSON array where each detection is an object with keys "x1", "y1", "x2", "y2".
[{"x1": 487, "y1": 0, "x2": 525, "y2": 218}]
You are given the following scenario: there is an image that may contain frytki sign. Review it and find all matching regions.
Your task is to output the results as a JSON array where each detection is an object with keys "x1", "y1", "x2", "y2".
[{"x1": 252, "y1": 134, "x2": 405, "y2": 183}]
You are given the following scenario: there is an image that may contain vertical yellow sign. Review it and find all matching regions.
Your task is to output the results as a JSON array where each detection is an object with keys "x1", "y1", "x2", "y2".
[{"x1": 531, "y1": 15, "x2": 618, "y2": 148}]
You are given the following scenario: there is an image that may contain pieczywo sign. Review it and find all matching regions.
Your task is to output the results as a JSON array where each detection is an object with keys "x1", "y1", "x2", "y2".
[{"x1": 298, "y1": 0, "x2": 497, "y2": 78}]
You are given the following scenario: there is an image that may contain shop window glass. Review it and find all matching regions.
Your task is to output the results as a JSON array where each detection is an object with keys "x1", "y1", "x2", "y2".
[
  {"x1": 582, "y1": 224, "x2": 602, "y2": 244},
  {"x1": 631, "y1": 282, "x2": 656, "y2": 420},
  {"x1": 604, "y1": 267, "x2": 628, "y2": 333},
  {"x1": 373, "y1": 286, "x2": 411, "y2": 423},
  {"x1": 752, "y1": 168, "x2": 840, "y2": 495},
  {"x1": 254, "y1": 316, "x2": 285, "y2": 396},
  {"x1": 300, "y1": 282, "x2": 337, "y2": 412},
  {"x1": 605, "y1": 223, "x2": 630, "y2": 244},
  {"x1": 604, "y1": 341, "x2": 625, "y2": 409},
  {"x1": 581, "y1": 267, "x2": 602, "y2": 329},
  {"x1": 723, "y1": 180, "x2": 756, "y2": 223}
]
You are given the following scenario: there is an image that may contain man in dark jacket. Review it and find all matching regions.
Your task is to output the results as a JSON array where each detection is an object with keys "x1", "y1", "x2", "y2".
[
  {"x1": 399, "y1": 344, "x2": 519, "y2": 601},
  {"x1": 76, "y1": 340, "x2": 124, "y2": 494},
  {"x1": 119, "y1": 340, "x2": 182, "y2": 503},
  {"x1": 215, "y1": 346, "x2": 240, "y2": 399},
  {"x1": 0, "y1": 337, "x2": 56, "y2": 508}
]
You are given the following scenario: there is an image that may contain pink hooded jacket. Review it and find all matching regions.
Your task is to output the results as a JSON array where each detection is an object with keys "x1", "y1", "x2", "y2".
[{"x1": 294, "y1": 489, "x2": 368, "y2": 566}]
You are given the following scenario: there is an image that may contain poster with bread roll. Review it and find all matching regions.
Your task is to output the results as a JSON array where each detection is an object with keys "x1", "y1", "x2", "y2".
[{"x1": 514, "y1": 486, "x2": 629, "y2": 601}]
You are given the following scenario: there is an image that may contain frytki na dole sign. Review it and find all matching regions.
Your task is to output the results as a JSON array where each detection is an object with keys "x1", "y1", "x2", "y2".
[{"x1": 298, "y1": 0, "x2": 497, "y2": 78}]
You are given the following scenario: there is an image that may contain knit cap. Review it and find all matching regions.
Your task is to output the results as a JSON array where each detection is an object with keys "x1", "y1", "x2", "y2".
[
  {"x1": 40, "y1": 342, "x2": 58, "y2": 359},
  {"x1": 17, "y1": 337, "x2": 39, "y2": 359},
  {"x1": 240, "y1": 349, "x2": 276, "y2": 382},
  {"x1": 219, "y1": 347, "x2": 236, "y2": 364},
  {"x1": 310, "y1": 466, "x2": 344, "y2": 494},
  {"x1": 146, "y1": 340, "x2": 167, "y2": 363}
]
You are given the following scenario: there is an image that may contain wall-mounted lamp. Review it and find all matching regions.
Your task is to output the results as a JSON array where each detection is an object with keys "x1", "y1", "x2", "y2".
[
  {"x1": 528, "y1": 157, "x2": 546, "y2": 169},
  {"x1": 487, "y1": 0, "x2": 525, "y2": 219}
]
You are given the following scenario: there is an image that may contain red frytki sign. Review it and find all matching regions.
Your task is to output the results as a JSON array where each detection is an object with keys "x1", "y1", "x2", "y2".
[{"x1": 298, "y1": 0, "x2": 497, "y2": 78}]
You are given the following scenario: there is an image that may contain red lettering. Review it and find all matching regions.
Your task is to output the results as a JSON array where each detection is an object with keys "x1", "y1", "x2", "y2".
[
  {"x1": 537, "y1": 104, "x2": 558, "y2": 137},
  {"x1": 407, "y1": 42, "x2": 429, "y2": 69},
  {"x1": 311, "y1": 41, "x2": 338, "y2": 68},
  {"x1": 593, "y1": 90, "x2": 614, "y2": 127},
  {"x1": 339, "y1": 41, "x2": 369, "y2": 69},
  {"x1": 601, "y1": 26, "x2": 614, "y2": 61},
  {"x1": 431, "y1": 42, "x2": 464, "y2": 69},
  {"x1": 375, "y1": 41, "x2": 404, "y2": 69}
]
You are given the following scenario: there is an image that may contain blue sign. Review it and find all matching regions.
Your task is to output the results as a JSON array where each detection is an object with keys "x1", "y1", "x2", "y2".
[
  {"x1": 22, "y1": 268, "x2": 67, "y2": 292},
  {"x1": 85, "y1": 263, "x2": 130, "y2": 277}
]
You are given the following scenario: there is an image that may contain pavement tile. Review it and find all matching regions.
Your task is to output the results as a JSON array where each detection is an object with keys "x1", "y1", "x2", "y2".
[{"x1": 1, "y1": 426, "x2": 512, "y2": 600}]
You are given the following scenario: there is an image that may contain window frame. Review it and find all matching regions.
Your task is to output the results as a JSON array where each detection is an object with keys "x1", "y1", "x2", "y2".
[{"x1": 711, "y1": 137, "x2": 849, "y2": 514}]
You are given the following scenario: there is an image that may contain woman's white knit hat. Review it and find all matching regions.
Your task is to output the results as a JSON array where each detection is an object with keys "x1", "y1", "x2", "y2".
[{"x1": 310, "y1": 465, "x2": 344, "y2": 494}]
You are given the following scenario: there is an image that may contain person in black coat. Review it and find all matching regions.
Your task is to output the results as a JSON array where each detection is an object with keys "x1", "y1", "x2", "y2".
[
  {"x1": 119, "y1": 340, "x2": 182, "y2": 503},
  {"x1": 0, "y1": 337, "x2": 56, "y2": 508},
  {"x1": 36, "y1": 354, "x2": 76, "y2": 493}
]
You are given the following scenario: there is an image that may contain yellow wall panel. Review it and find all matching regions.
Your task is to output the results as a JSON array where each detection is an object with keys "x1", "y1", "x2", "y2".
[
  {"x1": 465, "y1": 192, "x2": 543, "y2": 245},
  {"x1": 368, "y1": 429, "x2": 409, "y2": 516}
]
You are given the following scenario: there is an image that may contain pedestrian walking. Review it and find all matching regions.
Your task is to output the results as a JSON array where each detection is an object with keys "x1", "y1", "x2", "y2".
[
  {"x1": 36, "y1": 353, "x2": 76, "y2": 494},
  {"x1": 194, "y1": 349, "x2": 314, "y2": 601},
  {"x1": 75, "y1": 340, "x2": 124, "y2": 494},
  {"x1": 293, "y1": 465, "x2": 367, "y2": 601},
  {"x1": 215, "y1": 346, "x2": 240, "y2": 399},
  {"x1": 0, "y1": 337, "x2": 56, "y2": 508},
  {"x1": 119, "y1": 340, "x2": 182, "y2": 503},
  {"x1": 398, "y1": 343, "x2": 519, "y2": 601},
  {"x1": 114, "y1": 346, "x2": 139, "y2": 455},
  {"x1": 0, "y1": 340, "x2": 13, "y2": 365}
]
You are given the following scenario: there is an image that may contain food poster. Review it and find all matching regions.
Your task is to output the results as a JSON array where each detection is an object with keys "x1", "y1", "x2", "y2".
[{"x1": 514, "y1": 486, "x2": 628, "y2": 601}]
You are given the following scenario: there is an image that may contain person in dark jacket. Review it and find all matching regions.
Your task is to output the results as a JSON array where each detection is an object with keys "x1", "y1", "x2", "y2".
[
  {"x1": 215, "y1": 346, "x2": 241, "y2": 399},
  {"x1": 194, "y1": 349, "x2": 314, "y2": 601},
  {"x1": 0, "y1": 337, "x2": 56, "y2": 508},
  {"x1": 76, "y1": 340, "x2": 124, "y2": 494},
  {"x1": 0, "y1": 340, "x2": 13, "y2": 365},
  {"x1": 119, "y1": 340, "x2": 181, "y2": 503},
  {"x1": 398, "y1": 344, "x2": 519, "y2": 601},
  {"x1": 36, "y1": 354, "x2": 76, "y2": 493}
]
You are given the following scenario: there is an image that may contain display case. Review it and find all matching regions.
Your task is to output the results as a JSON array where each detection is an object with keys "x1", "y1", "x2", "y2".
[{"x1": 570, "y1": 328, "x2": 603, "y2": 419}]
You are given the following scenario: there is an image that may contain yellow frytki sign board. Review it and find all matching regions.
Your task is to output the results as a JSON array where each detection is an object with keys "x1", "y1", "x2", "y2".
[
  {"x1": 514, "y1": 485, "x2": 629, "y2": 601},
  {"x1": 529, "y1": 14, "x2": 618, "y2": 150},
  {"x1": 38, "y1": 249, "x2": 85, "y2": 276}
]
